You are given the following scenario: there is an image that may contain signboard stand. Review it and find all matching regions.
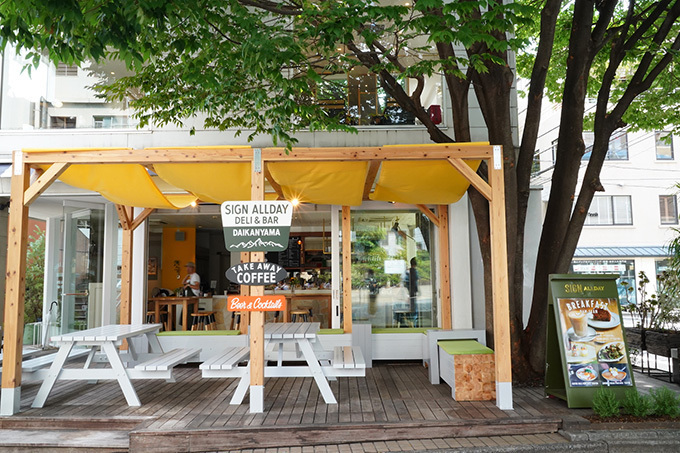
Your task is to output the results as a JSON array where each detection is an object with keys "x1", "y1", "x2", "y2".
[
  {"x1": 546, "y1": 274, "x2": 635, "y2": 408},
  {"x1": 221, "y1": 162, "x2": 294, "y2": 413}
]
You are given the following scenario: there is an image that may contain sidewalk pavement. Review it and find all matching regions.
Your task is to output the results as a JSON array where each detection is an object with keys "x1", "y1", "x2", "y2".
[{"x1": 223, "y1": 370, "x2": 680, "y2": 453}]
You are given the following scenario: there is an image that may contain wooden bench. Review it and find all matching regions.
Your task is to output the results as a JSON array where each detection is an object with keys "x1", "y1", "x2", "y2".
[
  {"x1": 127, "y1": 348, "x2": 199, "y2": 381},
  {"x1": 425, "y1": 329, "x2": 486, "y2": 384},
  {"x1": 438, "y1": 340, "x2": 495, "y2": 401},
  {"x1": 0, "y1": 349, "x2": 91, "y2": 382}
]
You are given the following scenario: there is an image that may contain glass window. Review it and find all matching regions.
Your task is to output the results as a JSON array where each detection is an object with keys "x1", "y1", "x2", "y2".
[
  {"x1": 571, "y1": 259, "x2": 636, "y2": 305},
  {"x1": 656, "y1": 132, "x2": 674, "y2": 160},
  {"x1": 659, "y1": 195, "x2": 678, "y2": 225},
  {"x1": 531, "y1": 149, "x2": 540, "y2": 175},
  {"x1": 93, "y1": 116, "x2": 128, "y2": 128},
  {"x1": 582, "y1": 130, "x2": 629, "y2": 160},
  {"x1": 344, "y1": 209, "x2": 437, "y2": 328},
  {"x1": 551, "y1": 138, "x2": 558, "y2": 164},
  {"x1": 585, "y1": 195, "x2": 632, "y2": 225},
  {"x1": 50, "y1": 116, "x2": 76, "y2": 129},
  {"x1": 316, "y1": 70, "x2": 439, "y2": 126}
]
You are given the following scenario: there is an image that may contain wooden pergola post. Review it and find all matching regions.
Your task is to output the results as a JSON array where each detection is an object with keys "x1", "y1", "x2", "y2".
[
  {"x1": 249, "y1": 152, "x2": 266, "y2": 413},
  {"x1": 437, "y1": 205, "x2": 452, "y2": 330},
  {"x1": 0, "y1": 152, "x2": 30, "y2": 416},
  {"x1": 341, "y1": 206, "x2": 352, "y2": 333},
  {"x1": 489, "y1": 146, "x2": 513, "y2": 410}
]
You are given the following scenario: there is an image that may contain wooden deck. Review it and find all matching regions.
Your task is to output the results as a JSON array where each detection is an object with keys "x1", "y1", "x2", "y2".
[{"x1": 3, "y1": 361, "x2": 583, "y2": 452}]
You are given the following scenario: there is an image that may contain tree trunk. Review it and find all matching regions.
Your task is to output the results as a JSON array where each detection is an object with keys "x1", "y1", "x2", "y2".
[{"x1": 525, "y1": 0, "x2": 596, "y2": 374}]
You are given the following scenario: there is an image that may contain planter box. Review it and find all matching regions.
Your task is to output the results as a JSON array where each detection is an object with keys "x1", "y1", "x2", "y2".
[
  {"x1": 644, "y1": 330, "x2": 680, "y2": 357},
  {"x1": 625, "y1": 327, "x2": 645, "y2": 351}
]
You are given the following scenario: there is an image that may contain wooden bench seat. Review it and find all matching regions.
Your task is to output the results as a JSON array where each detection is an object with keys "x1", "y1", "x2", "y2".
[
  {"x1": 127, "y1": 348, "x2": 199, "y2": 381},
  {"x1": 438, "y1": 340, "x2": 495, "y2": 401}
]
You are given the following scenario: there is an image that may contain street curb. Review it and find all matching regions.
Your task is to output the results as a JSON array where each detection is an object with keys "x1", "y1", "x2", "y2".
[
  {"x1": 412, "y1": 430, "x2": 680, "y2": 452},
  {"x1": 413, "y1": 440, "x2": 605, "y2": 452}
]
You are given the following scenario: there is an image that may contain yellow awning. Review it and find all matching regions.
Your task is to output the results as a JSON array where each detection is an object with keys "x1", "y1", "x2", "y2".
[
  {"x1": 154, "y1": 163, "x2": 253, "y2": 203},
  {"x1": 370, "y1": 160, "x2": 481, "y2": 204},
  {"x1": 267, "y1": 161, "x2": 369, "y2": 206},
  {"x1": 44, "y1": 163, "x2": 196, "y2": 209}
]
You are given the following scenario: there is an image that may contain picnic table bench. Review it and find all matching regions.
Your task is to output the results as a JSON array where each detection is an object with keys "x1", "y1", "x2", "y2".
[
  {"x1": 32, "y1": 324, "x2": 198, "y2": 408},
  {"x1": 201, "y1": 323, "x2": 365, "y2": 406},
  {"x1": 0, "y1": 348, "x2": 91, "y2": 382}
]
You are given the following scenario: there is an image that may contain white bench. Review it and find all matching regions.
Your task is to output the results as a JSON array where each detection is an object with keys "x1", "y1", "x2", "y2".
[
  {"x1": 332, "y1": 346, "x2": 366, "y2": 370},
  {"x1": 200, "y1": 347, "x2": 250, "y2": 373},
  {"x1": 127, "y1": 348, "x2": 199, "y2": 381},
  {"x1": 0, "y1": 349, "x2": 91, "y2": 382}
]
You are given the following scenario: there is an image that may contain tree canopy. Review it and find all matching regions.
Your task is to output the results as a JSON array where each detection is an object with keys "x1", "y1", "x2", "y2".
[{"x1": 2, "y1": 0, "x2": 680, "y2": 381}]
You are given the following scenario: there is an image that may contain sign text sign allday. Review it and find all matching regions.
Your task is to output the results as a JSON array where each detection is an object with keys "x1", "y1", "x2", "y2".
[{"x1": 221, "y1": 201, "x2": 293, "y2": 252}]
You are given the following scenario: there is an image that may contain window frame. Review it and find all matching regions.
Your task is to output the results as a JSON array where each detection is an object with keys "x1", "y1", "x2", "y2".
[
  {"x1": 582, "y1": 130, "x2": 629, "y2": 161},
  {"x1": 655, "y1": 131, "x2": 674, "y2": 160},
  {"x1": 659, "y1": 194, "x2": 679, "y2": 225},
  {"x1": 585, "y1": 195, "x2": 633, "y2": 226},
  {"x1": 55, "y1": 63, "x2": 78, "y2": 77}
]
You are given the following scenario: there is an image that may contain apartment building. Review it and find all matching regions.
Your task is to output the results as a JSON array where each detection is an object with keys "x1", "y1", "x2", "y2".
[{"x1": 530, "y1": 101, "x2": 679, "y2": 303}]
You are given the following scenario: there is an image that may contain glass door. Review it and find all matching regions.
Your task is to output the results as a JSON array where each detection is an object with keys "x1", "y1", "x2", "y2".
[
  {"x1": 60, "y1": 204, "x2": 105, "y2": 333},
  {"x1": 343, "y1": 208, "x2": 438, "y2": 328}
]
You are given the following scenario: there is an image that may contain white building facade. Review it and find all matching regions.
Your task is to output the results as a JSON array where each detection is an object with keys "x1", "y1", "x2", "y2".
[{"x1": 529, "y1": 101, "x2": 679, "y2": 302}]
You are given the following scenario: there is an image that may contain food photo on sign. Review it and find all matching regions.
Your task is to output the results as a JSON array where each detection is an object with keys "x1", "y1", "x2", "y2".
[{"x1": 558, "y1": 297, "x2": 632, "y2": 387}]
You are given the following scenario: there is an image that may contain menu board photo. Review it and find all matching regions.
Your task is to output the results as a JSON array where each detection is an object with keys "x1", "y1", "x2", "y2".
[
  {"x1": 557, "y1": 297, "x2": 632, "y2": 388},
  {"x1": 545, "y1": 274, "x2": 635, "y2": 408}
]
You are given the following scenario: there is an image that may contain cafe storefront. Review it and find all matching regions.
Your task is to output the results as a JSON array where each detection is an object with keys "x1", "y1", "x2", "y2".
[{"x1": 2, "y1": 143, "x2": 512, "y2": 415}]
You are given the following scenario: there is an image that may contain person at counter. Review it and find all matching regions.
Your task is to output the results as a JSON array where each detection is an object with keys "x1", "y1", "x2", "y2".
[{"x1": 182, "y1": 262, "x2": 201, "y2": 297}]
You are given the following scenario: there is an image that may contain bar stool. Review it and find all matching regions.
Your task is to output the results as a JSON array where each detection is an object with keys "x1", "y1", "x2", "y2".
[
  {"x1": 230, "y1": 311, "x2": 243, "y2": 330},
  {"x1": 146, "y1": 310, "x2": 169, "y2": 331},
  {"x1": 191, "y1": 311, "x2": 216, "y2": 330},
  {"x1": 290, "y1": 308, "x2": 311, "y2": 322}
]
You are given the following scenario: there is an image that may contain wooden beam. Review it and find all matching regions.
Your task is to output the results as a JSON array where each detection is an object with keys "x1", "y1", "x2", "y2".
[
  {"x1": 23, "y1": 162, "x2": 70, "y2": 206},
  {"x1": 22, "y1": 144, "x2": 494, "y2": 165},
  {"x1": 115, "y1": 204, "x2": 131, "y2": 230},
  {"x1": 1, "y1": 152, "x2": 30, "y2": 415},
  {"x1": 489, "y1": 147, "x2": 513, "y2": 409},
  {"x1": 129, "y1": 208, "x2": 155, "y2": 231},
  {"x1": 447, "y1": 158, "x2": 492, "y2": 201},
  {"x1": 263, "y1": 163, "x2": 284, "y2": 200},
  {"x1": 263, "y1": 145, "x2": 493, "y2": 161},
  {"x1": 437, "y1": 206, "x2": 451, "y2": 330},
  {"x1": 342, "y1": 206, "x2": 352, "y2": 334},
  {"x1": 416, "y1": 204, "x2": 439, "y2": 227},
  {"x1": 119, "y1": 207, "x2": 134, "y2": 325},
  {"x1": 362, "y1": 161, "x2": 381, "y2": 200}
]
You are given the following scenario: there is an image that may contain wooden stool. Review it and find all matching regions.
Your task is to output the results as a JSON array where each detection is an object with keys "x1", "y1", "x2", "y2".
[
  {"x1": 230, "y1": 311, "x2": 243, "y2": 330},
  {"x1": 146, "y1": 310, "x2": 169, "y2": 331},
  {"x1": 290, "y1": 309, "x2": 310, "y2": 322},
  {"x1": 191, "y1": 311, "x2": 216, "y2": 330}
]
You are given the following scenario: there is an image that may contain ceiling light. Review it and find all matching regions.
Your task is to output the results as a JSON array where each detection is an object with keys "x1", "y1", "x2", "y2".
[{"x1": 291, "y1": 198, "x2": 300, "y2": 207}]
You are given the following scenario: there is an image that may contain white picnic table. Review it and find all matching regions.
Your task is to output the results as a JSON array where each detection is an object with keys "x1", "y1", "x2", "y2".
[
  {"x1": 201, "y1": 322, "x2": 365, "y2": 406},
  {"x1": 31, "y1": 324, "x2": 198, "y2": 408}
]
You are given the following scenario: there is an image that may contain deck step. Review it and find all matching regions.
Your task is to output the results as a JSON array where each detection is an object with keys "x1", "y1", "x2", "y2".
[{"x1": 129, "y1": 417, "x2": 563, "y2": 452}]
